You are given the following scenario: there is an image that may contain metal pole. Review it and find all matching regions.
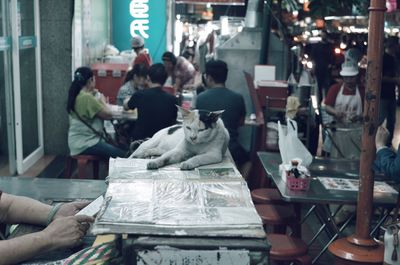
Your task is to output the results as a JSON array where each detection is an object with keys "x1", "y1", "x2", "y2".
[
  {"x1": 259, "y1": 0, "x2": 271, "y2": 64},
  {"x1": 328, "y1": 0, "x2": 386, "y2": 263}
]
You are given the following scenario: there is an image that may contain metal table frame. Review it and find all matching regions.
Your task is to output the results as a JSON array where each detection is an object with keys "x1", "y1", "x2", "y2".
[{"x1": 257, "y1": 151, "x2": 397, "y2": 264}]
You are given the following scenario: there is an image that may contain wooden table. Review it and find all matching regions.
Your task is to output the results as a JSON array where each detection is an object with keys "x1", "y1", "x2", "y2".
[{"x1": 94, "y1": 157, "x2": 270, "y2": 264}]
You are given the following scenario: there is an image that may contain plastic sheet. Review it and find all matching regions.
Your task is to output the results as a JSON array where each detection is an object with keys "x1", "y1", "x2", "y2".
[{"x1": 94, "y1": 158, "x2": 264, "y2": 238}]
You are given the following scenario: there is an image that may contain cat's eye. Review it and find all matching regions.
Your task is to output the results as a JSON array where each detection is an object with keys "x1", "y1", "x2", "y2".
[
  {"x1": 186, "y1": 126, "x2": 191, "y2": 130},
  {"x1": 199, "y1": 128, "x2": 207, "y2": 132}
]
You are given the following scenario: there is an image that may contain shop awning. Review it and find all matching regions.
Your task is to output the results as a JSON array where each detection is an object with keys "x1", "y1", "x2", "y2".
[{"x1": 175, "y1": 0, "x2": 245, "y2": 5}]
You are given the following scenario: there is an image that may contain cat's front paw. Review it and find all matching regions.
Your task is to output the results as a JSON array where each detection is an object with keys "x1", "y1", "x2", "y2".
[
  {"x1": 147, "y1": 160, "x2": 161, "y2": 169},
  {"x1": 180, "y1": 161, "x2": 196, "y2": 170}
]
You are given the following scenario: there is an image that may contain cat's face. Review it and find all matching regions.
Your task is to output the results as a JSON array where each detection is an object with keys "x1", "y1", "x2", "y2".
[{"x1": 178, "y1": 107, "x2": 223, "y2": 144}]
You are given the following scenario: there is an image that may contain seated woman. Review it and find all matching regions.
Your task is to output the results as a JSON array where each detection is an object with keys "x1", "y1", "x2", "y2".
[
  {"x1": 116, "y1": 64, "x2": 148, "y2": 106},
  {"x1": 0, "y1": 191, "x2": 93, "y2": 265},
  {"x1": 67, "y1": 66, "x2": 127, "y2": 158}
]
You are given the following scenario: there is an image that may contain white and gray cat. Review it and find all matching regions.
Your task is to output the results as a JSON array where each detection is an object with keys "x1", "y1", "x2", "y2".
[{"x1": 130, "y1": 106, "x2": 229, "y2": 170}]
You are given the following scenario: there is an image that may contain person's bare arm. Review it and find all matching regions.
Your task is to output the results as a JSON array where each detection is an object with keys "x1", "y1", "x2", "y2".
[
  {"x1": 174, "y1": 77, "x2": 183, "y2": 94},
  {"x1": 0, "y1": 229, "x2": 52, "y2": 265},
  {"x1": 0, "y1": 193, "x2": 51, "y2": 225},
  {"x1": 96, "y1": 105, "x2": 113, "y2": 120},
  {"x1": 0, "y1": 215, "x2": 93, "y2": 265},
  {"x1": 324, "y1": 105, "x2": 344, "y2": 121}
]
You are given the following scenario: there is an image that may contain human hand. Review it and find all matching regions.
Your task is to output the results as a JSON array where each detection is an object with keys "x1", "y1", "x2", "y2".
[
  {"x1": 350, "y1": 115, "x2": 363, "y2": 123},
  {"x1": 335, "y1": 111, "x2": 345, "y2": 122},
  {"x1": 123, "y1": 97, "x2": 130, "y2": 107},
  {"x1": 42, "y1": 215, "x2": 94, "y2": 250},
  {"x1": 375, "y1": 126, "x2": 389, "y2": 149},
  {"x1": 54, "y1": 201, "x2": 91, "y2": 219}
]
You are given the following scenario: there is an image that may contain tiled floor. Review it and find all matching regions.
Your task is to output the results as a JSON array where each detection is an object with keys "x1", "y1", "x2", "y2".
[{"x1": 0, "y1": 155, "x2": 56, "y2": 177}]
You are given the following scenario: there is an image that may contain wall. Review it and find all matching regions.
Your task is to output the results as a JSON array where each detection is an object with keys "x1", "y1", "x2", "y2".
[{"x1": 41, "y1": 0, "x2": 110, "y2": 155}]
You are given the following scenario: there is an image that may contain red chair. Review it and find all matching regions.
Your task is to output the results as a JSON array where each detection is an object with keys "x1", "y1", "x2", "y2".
[
  {"x1": 244, "y1": 71, "x2": 268, "y2": 189},
  {"x1": 255, "y1": 204, "x2": 299, "y2": 235},
  {"x1": 65, "y1": 155, "x2": 108, "y2": 179},
  {"x1": 251, "y1": 188, "x2": 285, "y2": 204},
  {"x1": 267, "y1": 233, "x2": 312, "y2": 265}
]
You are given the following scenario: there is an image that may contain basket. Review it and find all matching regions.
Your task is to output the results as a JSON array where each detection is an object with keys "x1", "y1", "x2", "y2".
[{"x1": 286, "y1": 176, "x2": 310, "y2": 191}]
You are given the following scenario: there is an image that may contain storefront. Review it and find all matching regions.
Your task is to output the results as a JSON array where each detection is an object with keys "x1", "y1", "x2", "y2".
[{"x1": 0, "y1": 0, "x2": 43, "y2": 175}]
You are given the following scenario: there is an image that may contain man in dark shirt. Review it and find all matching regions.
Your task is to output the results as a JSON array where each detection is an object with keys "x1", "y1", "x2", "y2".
[
  {"x1": 125, "y1": 63, "x2": 178, "y2": 140},
  {"x1": 379, "y1": 39, "x2": 400, "y2": 146},
  {"x1": 195, "y1": 59, "x2": 247, "y2": 166}
]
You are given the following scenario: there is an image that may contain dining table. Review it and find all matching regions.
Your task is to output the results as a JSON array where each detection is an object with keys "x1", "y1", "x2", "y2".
[
  {"x1": 257, "y1": 151, "x2": 398, "y2": 264},
  {"x1": 108, "y1": 104, "x2": 137, "y2": 121}
]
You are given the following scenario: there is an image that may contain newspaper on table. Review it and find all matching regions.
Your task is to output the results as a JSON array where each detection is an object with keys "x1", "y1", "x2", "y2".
[
  {"x1": 92, "y1": 157, "x2": 265, "y2": 238},
  {"x1": 318, "y1": 177, "x2": 398, "y2": 194}
]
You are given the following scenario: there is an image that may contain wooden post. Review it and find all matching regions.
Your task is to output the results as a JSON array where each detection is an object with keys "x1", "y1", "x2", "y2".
[{"x1": 328, "y1": 0, "x2": 385, "y2": 263}]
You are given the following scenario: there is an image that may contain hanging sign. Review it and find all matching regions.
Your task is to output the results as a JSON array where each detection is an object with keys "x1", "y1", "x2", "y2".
[
  {"x1": 112, "y1": 0, "x2": 166, "y2": 63},
  {"x1": 175, "y1": 0, "x2": 244, "y2": 5}
]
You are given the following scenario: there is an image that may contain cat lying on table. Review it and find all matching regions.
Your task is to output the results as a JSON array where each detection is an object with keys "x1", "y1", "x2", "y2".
[{"x1": 130, "y1": 106, "x2": 229, "y2": 170}]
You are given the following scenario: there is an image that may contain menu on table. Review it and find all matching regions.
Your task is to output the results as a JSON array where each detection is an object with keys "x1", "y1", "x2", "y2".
[{"x1": 318, "y1": 177, "x2": 398, "y2": 194}]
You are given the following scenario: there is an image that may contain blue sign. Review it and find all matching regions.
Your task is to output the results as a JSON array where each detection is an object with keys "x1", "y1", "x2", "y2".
[{"x1": 112, "y1": 0, "x2": 166, "y2": 63}]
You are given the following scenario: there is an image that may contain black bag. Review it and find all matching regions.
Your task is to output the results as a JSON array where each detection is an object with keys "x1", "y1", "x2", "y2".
[{"x1": 102, "y1": 128, "x2": 121, "y2": 148}]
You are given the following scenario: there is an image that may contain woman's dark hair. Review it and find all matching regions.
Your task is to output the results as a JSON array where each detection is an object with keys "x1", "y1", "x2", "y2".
[
  {"x1": 124, "y1": 64, "x2": 149, "y2": 84},
  {"x1": 66, "y1": 66, "x2": 93, "y2": 113},
  {"x1": 162, "y1": 51, "x2": 177, "y2": 65}
]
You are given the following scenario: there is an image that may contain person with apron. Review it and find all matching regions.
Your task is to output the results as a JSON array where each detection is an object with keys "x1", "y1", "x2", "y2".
[{"x1": 322, "y1": 60, "x2": 365, "y2": 158}]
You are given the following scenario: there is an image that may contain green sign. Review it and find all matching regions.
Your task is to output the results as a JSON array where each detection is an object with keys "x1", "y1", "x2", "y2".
[
  {"x1": 0, "y1": 37, "x2": 11, "y2": 50},
  {"x1": 18, "y1": 36, "x2": 36, "y2": 49},
  {"x1": 112, "y1": 0, "x2": 167, "y2": 63}
]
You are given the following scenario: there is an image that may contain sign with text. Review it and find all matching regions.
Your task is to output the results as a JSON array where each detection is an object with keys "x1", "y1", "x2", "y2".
[{"x1": 112, "y1": 0, "x2": 166, "y2": 63}]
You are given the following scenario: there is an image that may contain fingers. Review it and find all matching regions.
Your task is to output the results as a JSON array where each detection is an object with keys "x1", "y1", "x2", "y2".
[
  {"x1": 72, "y1": 201, "x2": 91, "y2": 210},
  {"x1": 75, "y1": 214, "x2": 95, "y2": 223},
  {"x1": 78, "y1": 222, "x2": 90, "y2": 235}
]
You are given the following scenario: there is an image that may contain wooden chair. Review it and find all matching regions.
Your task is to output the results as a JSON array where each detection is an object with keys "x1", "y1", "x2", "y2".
[
  {"x1": 65, "y1": 155, "x2": 108, "y2": 179},
  {"x1": 244, "y1": 71, "x2": 268, "y2": 189},
  {"x1": 267, "y1": 233, "x2": 312, "y2": 265},
  {"x1": 255, "y1": 204, "x2": 299, "y2": 235}
]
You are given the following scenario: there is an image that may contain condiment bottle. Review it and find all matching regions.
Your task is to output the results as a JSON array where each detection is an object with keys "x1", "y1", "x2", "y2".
[{"x1": 289, "y1": 160, "x2": 301, "y2": 178}]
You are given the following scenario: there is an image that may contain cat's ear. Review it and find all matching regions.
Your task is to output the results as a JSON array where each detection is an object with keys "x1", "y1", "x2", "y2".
[
  {"x1": 176, "y1": 105, "x2": 191, "y2": 118},
  {"x1": 209, "y1": 110, "x2": 224, "y2": 122}
]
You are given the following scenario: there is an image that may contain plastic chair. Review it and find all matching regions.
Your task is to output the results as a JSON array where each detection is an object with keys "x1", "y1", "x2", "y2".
[{"x1": 65, "y1": 155, "x2": 108, "y2": 179}]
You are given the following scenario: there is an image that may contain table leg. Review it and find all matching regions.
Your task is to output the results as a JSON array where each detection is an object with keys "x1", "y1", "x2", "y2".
[{"x1": 311, "y1": 204, "x2": 356, "y2": 264}]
